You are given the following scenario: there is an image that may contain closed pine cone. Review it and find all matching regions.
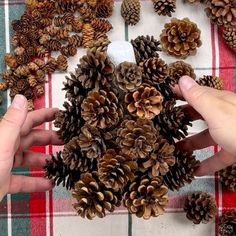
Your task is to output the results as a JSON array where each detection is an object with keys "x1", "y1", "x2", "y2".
[
  {"x1": 123, "y1": 175, "x2": 169, "y2": 219},
  {"x1": 205, "y1": 0, "x2": 236, "y2": 26},
  {"x1": 87, "y1": 37, "x2": 111, "y2": 53},
  {"x1": 223, "y1": 25, "x2": 236, "y2": 52},
  {"x1": 130, "y1": 35, "x2": 161, "y2": 64},
  {"x1": 152, "y1": 0, "x2": 176, "y2": 17},
  {"x1": 184, "y1": 192, "x2": 217, "y2": 224},
  {"x1": 82, "y1": 23, "x2": 94, "y2": 48},
  {"x1": 121, "y1": 0, "x2": 141, "y2": 26},
  {"x1": 160, "y1": 18, "x2": 202, "y2": 59},
  {"x1": 116, "y1": 119, "x2": 158, "y2": 159},
  {"x1": 98, "y1": 149, "x2": 137, "y2": 191},
  {"x1": 198, "y1": 75, "x2": 223, "y2": 90},
  {"x1": 219, "y1": 164, "x2": 236, "y2": 192},
  {"x1": 81, "y1": 89, "x2": 123, "y2": 129},
  {"x1": 115, "y1": 61, "x2": 142, "y2": 92},
  {"x1": 0, "y1": 82, "x2": 8, "y2": 91},
  {"x1": 96, "y1": 0, "x2": 114, "y2": 18},
  {"x1": 219, "y1": 210, "x2": 236, "y2": 236},
  {"x1": 72, "y1": 172, "x2": 122, "y2": 220},
  {"x1": 91, "y1": 18, "x2": 113, "y2": 33},
  {"x1": 56, "y1": 55, "x2": 68, "y2": 71},
  {"x1": 125, "y1": 84, "x2": 163, "y2": 119}
]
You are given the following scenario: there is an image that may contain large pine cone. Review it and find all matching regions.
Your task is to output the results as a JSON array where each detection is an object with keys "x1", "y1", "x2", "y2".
[
  {"x1": 219, "y1": 210, "x2": 236, "y2": 236},
  {"x1": 184, "y1": 192, "x2": 217, "y2": 224},
  {"x1": 72, "y1": 172, "x2": 122, "y2": 220},
  {"x1": 152, "y1": 0, "x2": 176, "y2": 17},
  {"x1": 130, "y1": 35, "x2": 161, "y2": 64},
  {"x1": 98, "y1": 149, "x2": 137, "y2": 191},
  {"x1": 115, "y1": 62, "x2": 142, "y2": 92},
  {"x1": 123, "y1": 175, "x2": 168, "y2": 219},
  {"x1": 198, "y1": 75, "x2": 223, "y2": 90},
  {"x1": 81, "y1": 89, "x2": 123, "y2": 129},
  {"x1": 219, "y1": 164, "x2": 236, "y2": 192},
  {"x1": 223, "y1": 26, "x2": 236, "y2": 52},
  {"x1": 125, "y1": 84, "x2": 163, "y2": 119},
  {"x1": 96, "y1": 0, "x2": 114, "y2": 18},
  {"x1": 160, "y1": 18, "x2": 202, "y2": 59},
  {"x1": 121, "y1": 0, "x2": 141, "y2": 26},
  {"x1": 117, "y1": 119, "x2": 158, "y2": 159},
  {"x1": 205, "y1": 0, "x2": 236, "y2": 26}
]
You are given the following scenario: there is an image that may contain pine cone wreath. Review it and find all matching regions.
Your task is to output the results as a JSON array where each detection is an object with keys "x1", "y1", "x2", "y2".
[
  {"x1": 160, "y1": 18, "x2": 202, "y2": 59},
  {"x1": 184, "y1": 192, "x2": 217, "y2": 224},
  {"x1": 219, "y1": 210, "x2": 236, "y2": 236},
  {"x1": 98, "y1": 149, "x2": 137, "y2": 191},
  {"x1": 152, "y1": 0, "x2": 176, "y2": 17},
  {"x1": 219, "y1": 164, "x2": 236, "y2": 192},
  {"x1": 72, "y1": 172, "x2": 122, "y2": 220},
  {"x1": 125, "y1": 84, "x2": 163, "y2": 119},
  {"x1": 123, "y1": 174, "x2": 169, "y2": 219},
  {"x1": 121, "y1": 0, "x2": 141, "y2": 26},
  {"x1": 130, "y1": 35, "x2": 161, "y2": 64},
  {"x1": 223, "y1": 25, "x2": 236, "y2": 52},
  {"x1": 115, "y1": 61, "x2": 142, "y2": 92},
  {"x1": 96, "y1": 0, "x2": 114, "y2": 18},
  {"x1": 197, "y1": 75, "x2": 223, "y2": 90}
]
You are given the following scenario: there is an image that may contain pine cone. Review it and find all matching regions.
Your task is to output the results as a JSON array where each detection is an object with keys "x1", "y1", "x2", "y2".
[
  {"x1": 219, "y1": 164, "x2": 236, "y2": 192},
  {"x1": 155, "y1": 82, "x2": 175, "y2": 101},
  {"x1": 82, "y1": 23, "x2": 94, "y2": 48},
  {"x1": 152, "y1": 0, "x2": 176, "y2": 17},
  {"x1": 56, "y1": 55, "x2": 68, "y2": 71},
  {"x1": 81, "y1": 89, "x2": 123, "y2": 129},
  {"x1": 0, "y1": 82, "x2": 8, "y2": 91},
  {"x1": 96, "y1": 0, "x2": 114, "y2": 18},
  {"x1": 223, "y1": 26, "x2": 236, "y2": 52},
  {"x1": 130, "y1": 35, "x2": 161, "y2": 64},
  {"x1": 123, "y1": 175, "x2": 168, "y2": 219},
  {"x1": 184, "y1": 192, "x2": 217, "y2": 224},
  {"x1": 91, "y1": 18, "x2": 113, "y2": 33},
  {"x1": 117, "y1": 119, "x2": 158, "y2": 159},
  {"x1": 98, "y1": 149, "x2": 137, "y2": 191},
  {"x1": 125, "y1": 84, "x2": 163, "y2": 119},
  {"x1": 160, "y1": 18, "x2": 202, "y2": 59},
  {"x1": 115, "y1": 62, "x2": 142, "y2": 92},
  {"x1": 87, "y1": 37, "x2": 111, "y2": 53},
  {"x1": 121, "y1": 0, "x2": 141, "y2": 26},
  {"x1": 205, "y1": 0, "x2": 236, "y2": 26},
  {"x1": 185, "y1": 0, "x2": 206, "y2": 3},
  {"x1": 72, "y1": 172, "x2": 122, "y2": 219},
  {"x1": 219, "y1": 210, "x2": 236, "y2": 236},
  {"x1": 198, "y1": 75, "x2": 223, "y2": 90}
]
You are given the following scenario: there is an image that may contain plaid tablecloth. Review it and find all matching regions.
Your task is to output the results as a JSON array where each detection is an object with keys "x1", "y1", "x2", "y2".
[{"x1": 0, "y1": 0, "x2": 235, "y2": 235}]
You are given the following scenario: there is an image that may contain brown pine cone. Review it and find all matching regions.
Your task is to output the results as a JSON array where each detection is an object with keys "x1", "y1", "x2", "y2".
[
  {"x1": 198, "y1": 75, "x2": 223, "y2": 90},
  {"x1": 219, "y1": 164, "x2": 236, "y2": 192},
  {"x1": 152, "y1": 0, "x2": 176, "y2": 17},
  {"x1": 87, "y1": 37, "x2": 111, "y2": 53},
  {"x1": 68, "y1": 34, "x2": 82, "y2": 47},
  {"x1": 115, "y1": 62, "x2": 142, "y2": 92},
  {"x1": 0, "y1": 82, "x2": 8, "y2": 91},
  {"x1": 185, "y1": 0, "x2": 206, "y2": 3},
  {"x1": 117, "y1": 119, "x2": 158, "y2": 159},
  {"x1": 60, "y1": 46, "x2": 77, "y2": 57},
  {"x1": 72, "y1": 172, "x2": 122, "y2": 220},
  {"x1": 125, "y1": 84, "x2": 163, "y2": 119},
  {"x1": 91, "y1": 18, "x2": 113, "y2": 33},
  {"x1": 160, "y1": 18, "x2": 202, "y2": 59},
  {"x1": 4, "y1": 53, "x2": 18, "y2": 68},
  {"x1": 123, "y1": 175, "x2": 168, "y2": 219},
  {"x1": 130, "y1": 35, "x2": 161, "y2": 64},
  {"x1": 219, "y1": 210, "x2": 236, "y2": 236},
  {"x1": 96, "y1": 0, "x2": 114, "y2": 18},
  {"x1": 81, "y1": 89, "x2": 123, "y2": 129},
  {"x1": 79, "y1": 4, "x2": 96, "y2": 22},
  {"x1": 184, "y1": 192, "x2": 217, "y2": 224},
  {"x1": 223, "y1": 26, "x2": 236, "y2": 52},
  {"x1": 205, "y1": 0, "x2": 236, "y2": 26},
  {"x1": 56, "y1": 55, "x2": 68, "y2": 71},
  {"x1": 121, "y1": 0, "x2": 141, "y2": 26},
  {"x1": 55, "y1": 0, "x2": 80, "y2": 14},
  {"x1": 98, "y1": 149, "x2": 137, "y2": 191},
  {"x1": 82, "y1": 23, "x2": 94, "y2": 48}
]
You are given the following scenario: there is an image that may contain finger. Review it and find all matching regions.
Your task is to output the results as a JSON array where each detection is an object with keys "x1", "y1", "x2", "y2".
[
  {"x1": 180, "y1": 104, "x2": 203, "y2": 121},
  {"x1": 21, "y1": 108, "x2": 59, "y2": 136},
  {"x1": 8, "y1": 175, "x2": 53, "y2": 194},
  {"x1": 176, "y1": 129, "x2": 216, "y2": 152},
  {"x1": 194, "y1": 149, "x2": 236, "y2": 176}
]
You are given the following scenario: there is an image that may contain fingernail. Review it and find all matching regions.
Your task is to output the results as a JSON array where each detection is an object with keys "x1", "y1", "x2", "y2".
[
  {"x1": 11, "y1": 95, "x2": 27, "y2": 110},
  {"x1": 179, "y1": 76, "x2": 197, "y2": 91}
]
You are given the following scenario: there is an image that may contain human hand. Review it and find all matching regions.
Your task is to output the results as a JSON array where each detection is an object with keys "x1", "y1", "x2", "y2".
[
  {"x1": 175, "y1": 76, "x2": 236, "y2": 176},
  {"x1": 0, "y1": 95, "x2": 63, "y2": 201}
]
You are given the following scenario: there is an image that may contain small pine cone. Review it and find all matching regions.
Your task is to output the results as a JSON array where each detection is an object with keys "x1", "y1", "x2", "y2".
[
  {"x1": 91, "y1": 18, "x2": 113, "y2": 33},
  {"x1": 34, "y1": 59, "x2": 45, "y2": 69},
  {"x1": 87, "y1": 0, "x2": 97, "y2": 8},
  {"x1": 98, "y1": 149, "x2": 137, "y2": 191},
  {"x1": 0, "y1": 82, "x2": 8, "y2": 91},
  {"x1": 219, "y1": 164, "x2": 236, "y2": 192},
  {"x1": 14, "y1": 46, "x2": 25, "y2": 56},
  {"x1": 79, "y1": 5, "x2": 96, "y2": 22},
  {"x1": 55, "y1": 28, "x2": 70, "y2": 41},
  {"x1": 68, "y1": 34, "x2": 82, "y2": 47},
  {"x1": 9, "y1": 87, "x2": 19, "y2": 99},
  {"x1": 36, "y1": 46, "x2": 49, "y2": 58},
  {"x1": 19, "y1": 35, "x2": 31, "y2": 48},
  {"x1": 205, "y1": 0, "x2": 236, "y2": 26},
  {"x1": 121, "y1": 0, "x2": 141, "y2": 26},
  {"x1": 28, "y1": 62, "x2": 39, "y2": 72},
  {"x1": 12, "y1": 34, "x2": 20, "y2": 48},
  {"x1": 62, "y1": 12, "x2": 75, "y2": 24},
  {"x1": 81, "y1": 89, "x2": 123, "y2": 129},
  {"x1": 82, "y1": 23, "x2": 95, "y2": 48},
  {"x1": 4, "y1": 53, "x2": 18, "y2": 68},
  {"x1": 45, "y1": 25, "x2": 59, "y2": 37},
  {"x1": 117, "y1": 119, "x2": 158, "y2": 159},
  {"x1": 55, "y1": 0, "x2": 80, "y2": 13},
  {"x1": 54, "y1": 16, "x2": 66, "y2": 27},
  {"x1": 223, "y1": 26, "x2": 236, "y2": 52},
  {"x1": 152, "y1": 0, "x2": 176, "y2": 17},
  {"x1": 25, "y1": 46, "x2": 36, "y2": 58},
  {"x1": 125, "y1": 84, "x2": 163, "y2": 119},
  {"x1": 115, "y1": 62, "x2": 142, "y2": 92},
  {"x1": 123, "y1": 175, "x2": 168, "y2": 219},
  {"x1": 160, "y1": 18, "x2": 202, "y2": 59},
  {"x1": 72, "y1": 17, "x2": 84, "y2": 32},
  {"x1": 56, "y1": 55, "x2": 68, "y2": 72},
  {"x1": 131, "y1": 35, "x2": 161, "y2": 64},
  {"x1": 219, "y1": 210, "x2": 236, "y2": 236},
  {"x1": 16, "y1": 53, "x2": 31, "y2": 66},
  {"x1": 40, "y1": 18, "x2": 53, "y2": 27},
  {"x1": 61, "y1": 46, "x2": 77, "y2": 57},
  {"x1": 23, "y1": 88, "x2": 35, "y2": 100},
  {"x1": 39, "y1": 34, "x2": 51, "y2": 45},
  {"x1": 72, "y1": 172, "x2": 122, "y2": 220},
  {"x1": 35, "y1": 84, "x2": 44, "y2": 97},
  {"x1": 96, "y1": 0, "x2": 114, "y2": 18},
  {"x1": 184, "y1": 192, "x2": 217, "y2": 224},
  {"x1": 44, "y1": 58, "x2": 58, "y2": 73},
  {"x1": 27, "y1": 99, "x2": 34, "y2": 111},
  {"x1": 15, "y1": 65, "x2": 30, "y2": 77},
  {"x1": 140, "y1": 57, "x2": 169, "y2": 85},
  {"x1": 16, "y1": 79, "x2": 30, "y2": 92},
  {"x1": 163, "y1": 149, "x2": 200, "y2": 191},
  {"x1": 87, "y1": 37, "x2": 111, "y2": 53},
  {"x1": 46, "y1": 39, "x2": 62, "y2": 51},
  {"x1": 197, "y1": 75, "x2": 223, "y2": 90}
]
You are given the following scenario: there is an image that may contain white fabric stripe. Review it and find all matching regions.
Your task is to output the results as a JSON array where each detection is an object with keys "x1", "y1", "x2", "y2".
[{"x1": 7, "y1": 195, "x2": 11, "y2": 236}]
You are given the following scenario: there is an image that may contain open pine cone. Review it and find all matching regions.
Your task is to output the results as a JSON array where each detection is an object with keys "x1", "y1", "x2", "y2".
[
  {"x1": 160, "y1": 18, "x2": 202, "y2": 59},
  {"x1": 123, "y1": 175, "x2": 168, "y2": 219},
  {"x1": 152, "y1": 0, "x2": 176, "y2": 17},
  {"x1": 219, "y1": 164, "x2": 236, "y2": 192},
  {"x1": 198, "y1": 75, "x2": 223, "y2": 90},
  {"x1": 96, "y1": 0, "x2": 114, "y2": 18},
  {"x1": 184, "y1": 192, "x2": 217, "y2": 224},
  {"x1": 223, "y1": 25, "x2": 236, "y2": 52},
  {"x1": 219, "y1": 210, "x2": 236, "y2": 236}
]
